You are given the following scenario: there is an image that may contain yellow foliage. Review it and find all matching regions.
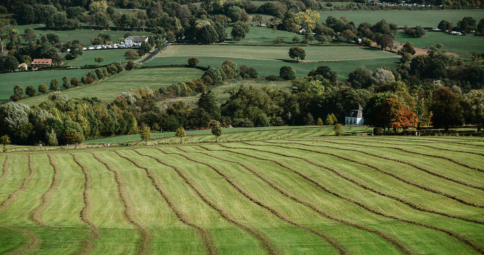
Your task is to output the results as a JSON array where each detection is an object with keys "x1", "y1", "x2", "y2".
[
  {"x1": 89, "y1": 1, "x2": 108, "y2": 14},
  {"x1": 295, "y1": 10, "x2": 320, "y2": 30}
]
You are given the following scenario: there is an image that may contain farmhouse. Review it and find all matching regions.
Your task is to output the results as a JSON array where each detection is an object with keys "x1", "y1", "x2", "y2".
[
  {"x1": 18, "y1": 63, "x2": 28, "y2": 71},
  {"x1": 125, "y1": 36, "x2": 149, "y2": 47},
  {"x1": 345, "y1": 105, "x2": 364, "y2": 125},
  {"x1": 32, "y1": 58, "x2": 52, "y2": 69}
]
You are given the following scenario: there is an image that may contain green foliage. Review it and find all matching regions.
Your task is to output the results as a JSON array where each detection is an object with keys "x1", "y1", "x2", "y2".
[
  {"x1": 139, "y1": 124, "x2": 152, "y2": 141},
  {"x1": 430, "y1": 87, "x2": 464, "y2": 131},
  {"x1": 126, "y1": 60, "x2": 135, "y2": 70},
  {"x1": 176, "y1": 126, "x2": 186, "y2": 140},
  {"x1": 317, "y1": 117, "x2": 323, "y2": 126},
  {"x1": 95, "y1": 56, "x2": 105, "y2": 64},
  {"x1": 288, "y1": 46, "x2": 306, "y2": 62},
  {"x1": 71, "y1": 77, "x2": 79, "y2": 87},
  {"x1": 26, "y1": 85, "x2": 36, "y2": 97},
  {"x1": 50, "y1": 79, "x2": 59, "y2": 91},
  {"x1": 39, "y1": 83, "x2": 48, "y2": 93},
  {"x1": 188, "y1": 57, "x2": 199, "y2": 67},
  {"x1": 325, "y1": 114, "x2": 334, "y2": 125},
  {"x1": 333, "y1": 123, "x2": 343, "y2": 136},
  {"x1": 13, "y1": 85, "x2": 24, "y2": 98},
  {"x1": 248, "y1": 67, "x2": 258, "y2": 78},
  {"x1": 48, "y1": 129, "x2": 58, "y2": 146},
  {"x1": 198, "y1": 90, "x2": 221, "y2": 120},
  {"x1": 198, "y1": 25, "x2": 219, "y2": 44},
  {"x1": 125, "y1": 49, "x2": 139, "y2": 59},
  {"x1": 280, "y1": 66, "x2": 296, "y2": 80}
]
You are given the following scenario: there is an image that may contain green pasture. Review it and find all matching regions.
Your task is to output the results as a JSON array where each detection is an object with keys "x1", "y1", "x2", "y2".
[
  {"x1": 318, "y1": 9, "x2": 484, "y2": 27},
  {"x1": 67, "y1": 49, "x2": 138, "y2": 66},
  {"x1": 145, "y1": 55, "x2": 400, "y2": 80},
  {"x1": 395, "y1": 31, "x2": 484, "y2": 54},
  {"x1": 1, "y1": 135, "x2": 484, "y2": 254},
  {"x1": 0, "y1": 68, "x2": 94, "y2": 101},
  {"x1": 18, "y1": 67, "x2": 205, "y2": 105}
]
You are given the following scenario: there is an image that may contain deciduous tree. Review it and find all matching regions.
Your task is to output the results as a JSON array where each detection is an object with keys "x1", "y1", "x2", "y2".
[
  {"x1": 430, "y1": 87, "x2": 464, "y2": 131},
  {"x1": 289, "y1": 46, "x2": 306, "y2": 62},
  {"x1": 176, "y1": 126, "x2": 186, "y2": 142}
]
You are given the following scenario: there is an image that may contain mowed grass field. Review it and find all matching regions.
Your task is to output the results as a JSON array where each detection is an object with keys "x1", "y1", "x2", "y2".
[
  {"x1": 1, "y1": 133, "x2": 484, "y2": 254},
  {"x1": 0, "y1": 68, "x2": 94, "y2": 101},
  {"x1": 66, "y1": 49, "x2": 140, "y2": 66},
  {"x1": 318, "y1": 9, "x2": 484, "y2": 27},
  {"x1": 396, "y1": 31, "x2": 484, "y2": 54},
  {"x1": 18, "y1": 68, "x2": 205, "y2": 105}
]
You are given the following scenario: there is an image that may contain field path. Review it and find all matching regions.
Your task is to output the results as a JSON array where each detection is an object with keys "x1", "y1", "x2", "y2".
[
  {"x1": 71, "y1": 154, "x2": 101, "y2": 255},
  {"x1": 29, "y1": 155, "x2": 62, "y2": 229},
  {"x1": 0, "y1": 156, "x2": 35, "y2": 213},
  {"x1": 92, "y1": 153, "x2": 151, "y2": 255},
  {"x1": 139, "y1": 151, "x2": 280, "y2": 255},
  {"x1": 215, "y1": 144, "x2": 484, "y2": 254},
  {"x1": 266, "y1": 142, "x2": 484, "y2": 209},
  {"x1": 175, "y1": 152, "x2": 349, "y2": 255},
  {"x1": 0, "y1": 156, "x2": 10, "y2": 181},
  {"x1": 116, "y1": 150, "x2": 219, "y2": 255},
  {"x1": 1, "y1": 225, "x2": 40, "y2": 255},
  {"x1": 235, "y1": 142, "x2": 484, "y2": 226}
]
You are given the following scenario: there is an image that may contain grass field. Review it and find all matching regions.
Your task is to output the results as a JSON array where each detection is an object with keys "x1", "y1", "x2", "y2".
[
  {"x1": 318, "y1": 9, "x2": 484, "y2": 27},
  {"x1": 66, "y1": 49, "x2": 139, "y2": 66},
  {"x1": 0, "y1": 68, "x2": 95, "y2": 101},
  {"x1": 18, "y1": 68, "x2": 205, "y2": 105},
  {"x1": 395, "y1": 31, "x2": 484, "y2": 54},
  {"x1": 1, "y1": 131, "x2": 484, "y2": 254}
]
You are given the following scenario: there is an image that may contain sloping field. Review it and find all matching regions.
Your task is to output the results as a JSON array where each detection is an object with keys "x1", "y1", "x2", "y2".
[
  {"x1": 156, "y1": 45, "x2": 396, "y2": 62},
  {"x1": 396, "y1": 31, "x2": 484, "y2": 54},
  {"x1": 66, "y1": 49, "x2": 139, "y2": 66},
  {"x1": 1, "y1": 134, "x2": 483, "y2": 254}
]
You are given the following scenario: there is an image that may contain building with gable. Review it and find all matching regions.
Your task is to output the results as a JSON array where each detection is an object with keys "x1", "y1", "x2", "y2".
[{"x1": 345, "y1": 105, "x2": 364, "y2": 125}]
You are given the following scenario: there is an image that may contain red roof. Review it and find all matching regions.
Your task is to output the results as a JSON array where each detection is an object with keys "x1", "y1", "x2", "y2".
[{"x1": 32, "y1": 59, "x2": 52, "y2": 65}]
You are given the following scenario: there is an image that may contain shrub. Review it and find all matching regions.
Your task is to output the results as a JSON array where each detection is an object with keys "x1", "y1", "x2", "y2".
[
  {"x1": 333, "y1": 123, "x2": 343, "y2": 136},
  {"x1": 317, "y1": 118, "x2": 323, "y2": 126},
  {"x1": 39, "y1": 83, "x2": 47, "y2": 93},
  {"x1": 126, "y1": 60, "x2": 135, "y2": 70},
  {"x1": 265, "y1": 75, "x2": 279, "y2": 81},
  {"x1": 374, "y1": 127, "x2": 383, "y2": 135},
  {"x1": 362, "y1": 38, "x2": 373, "y2": 47},
  {"x1": 280, "y1": 66, "x2": 296, "y2": 80},
  {"x1": 26, "y1": 85, "x2": 36, "y2": 97},
  {"x1": 85, "y1": 77, "x2": 94, "y2": 84},
  {"x1": 71, "y1": 77, "x2": 79, "y2": 87},
  {"x1": 248, "y1": 67, "x2": 258, "y2": 78},
  {"x1": 50, "y1": 79, "x2": 59, "y2": 91},
  {"x1": 9, "y1": 95, "x2": 21, "y2": 101},
  {"x1": 188, "y1": 57, "x2": 199, "y2": 67},
  {"x1": 125, "y1": 49, "x2": 139, "y2": 59}
]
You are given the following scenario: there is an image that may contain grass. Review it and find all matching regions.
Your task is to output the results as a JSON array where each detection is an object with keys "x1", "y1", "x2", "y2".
[
  {"x1": 18, "y1": 67, "x2": 205, "y2": 106},
  {"x1": 395, "y1": 31, "x2": 484, "y2": 54},
  {"x1": 66, "y1": 49, "x2": 139, "y2": 66},
  {"x1": 1, "y1": 134, "x2": 484, "y2": 254},
  {"x1": 318, "y1": 9, "x2": 484, "y2": 27},
  {"x1": 0, "y1": 68, "x2": 95, "y2": 101}
]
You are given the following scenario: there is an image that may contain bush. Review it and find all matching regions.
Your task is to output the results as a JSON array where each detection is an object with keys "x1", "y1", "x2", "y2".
[
  {"x1": 334, "y1": 123, "x2": 343, "y2": 136},
  {"x1": 265, "y1": 75, "x2": 279, "y2": 81},
  {"x1": 26, "y1": 85, "x2": 36, "y2": 97},
  {"x1": 71, "y1": 77, "x2": 79, "y2": 87},
  {"x1": 39, "y1": 83, "x2": 47, "y2": 93},
  {"x1": 248, "y1": 67, "x2": 258, "y2": 78},
  {"x1": 362, "y1": 38, "x2": 373, "y2": 47},
  {"x1": 188, "y1": 57, "x2": 199, "y2": 67},
  {"x1": 10, "y1": 95, "x2": 21, "y2": 101},
  {"x1": 50, "y1": 79, "x2": 59, "y2": 91},
  {"x1": 374, "y1": 127, "x2": 383, "y2": 135},
  {"x1": 280, "y1": 66, "x2": 296, "y2": 80},
  {"x1": 126, "y1": 60, "x2": 135, "y2": 70},
  {"x1": 85, "y1": 77, "x2": 94, "y2": 84},
  {"x1": 125, "y1": 49, "x2": 139, "y2": 59}
]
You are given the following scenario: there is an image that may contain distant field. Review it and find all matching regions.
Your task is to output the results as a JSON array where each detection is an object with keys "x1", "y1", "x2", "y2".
[
  {"x1": 156, "y1": 45, "x2": 397, "y2": 62},
  {"x1": 318, "y1": 9, "x2": 484, "y2": 27},
  {"x1": 67, "y1": 49, "x2": 138, "y2": 66},
  {"x1": 1, "y1": 132, "x2": 484, "y2": 254},
  {"x1": 0, "y1": 68, "x2": 94, "y2": 101},
  {"x1": 396, "y1": 31, "x2": 484, "y2": 54},
  {"x1": 18, "y1": 68, "x2": 205, "y2": 105},
  {"x1": 146, "y1": 55, "x2": 400, "y2": 80}
]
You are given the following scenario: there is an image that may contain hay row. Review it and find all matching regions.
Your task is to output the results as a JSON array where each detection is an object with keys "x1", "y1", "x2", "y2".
[
  {"x1": 139, "y1": 152, "x2": 280, "y2": 255},
  {"x1": 215, "y1": 145, "x2": 484, "y2": 254},
  {"x1": 71, "y1": 154, "x2": 101, "y2": 255},
  {"x1": 0, "y1": 156, "x2": 35, "y2": 213},
  {"x1": 116, "y1": 150, "x2": 218, "y2": 255},
  {"x1": 92, "y1": 153, "x2": 151, "y2": 255},
  {"x1": 1, "y1": 224, "x2": 40, "y2": 255},
  {"x1": 29, "y1": 155, "x2": 61, "y2": 229}
]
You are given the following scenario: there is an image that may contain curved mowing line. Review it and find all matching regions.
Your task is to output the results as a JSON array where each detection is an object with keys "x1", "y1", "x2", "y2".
[
  {"x1": 234, "y1": 143, "x2": 484, "y2": 226},
  {"x1": 115, "y1": 150, "x2": 219, "y2": 255},
  {"x1": 315, "y1": 141, "x2": 484, "y2": 190},
  {"x1": 29, "y1": 155, "x2": 61, "y2": 229},
  {"x1": 216, "y1": 144, "x2": 484, "y2": 254},
  {"x1": 298, "y1": 128, "x2": 323, "y2": 139},
  {"x1": 374, "y1": 137, "x2": 484, "y2": 148},
  {"x1": 1, "y1": 225, "x2": 40, "y2": 255},
  {"x1": 0, "y1": 156, "x2": 11, "y2": 181},
  {"x1": 211, "y1": 144, "x2": 415, "y2": 255},
  {"x1": 137, "y1": 153, "x2": 280, "y2": 255},
  {"x1": 175, "y1": 153, "x2": 349, "y2": 255},
  {"x1": 264, "y1": 141, "x2": 484, "y2": 209},
  {"x1": 71, "y1": 154, "x2": 101, "y2": 255},
  {"x1": 176, "y1": 146, "x2": 190, "y2": 153},
  {"x1": 0, "y1": 156, "x2": 36, "y2": 213},
  {"x1": 92, "y1": 153, "x2": 151, "y2": 255}
]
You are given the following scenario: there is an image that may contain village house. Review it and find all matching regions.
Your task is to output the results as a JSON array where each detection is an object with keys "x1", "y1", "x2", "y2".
[
  {"x1": 17, "y1": 63, "x2": 28, "y2": 71},
  {"x1": 124, "y1": 36, "x2": 149, "y2": 47},
  {"x1": 345, "y1": 105, "x2": 365, "y2": 125},
  {"x1": 32, "y1": 58, "x2": 52, "y2": 69}
]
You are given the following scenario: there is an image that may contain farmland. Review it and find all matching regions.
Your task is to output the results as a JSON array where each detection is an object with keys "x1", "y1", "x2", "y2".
[
  {"x1": 1, "y1": 134, "x2": 484, "y2": 254},
  {"x1": 66, "y1": 49, "x2": 139, "y2": 66},
  {"x1": 318, "y1": 9, "x2": 484, "y2": 27},
  {"x1": 395, "y1": 31, "x2": 484, "y2": 54},
  {"x1": 18, "y1": 67, "x2": 205, "y2": 106}
]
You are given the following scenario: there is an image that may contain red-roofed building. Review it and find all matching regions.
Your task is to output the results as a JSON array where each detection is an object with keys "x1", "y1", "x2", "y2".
[{"x1": 32, "y1": 58, "x2": 52, "y2": 69}]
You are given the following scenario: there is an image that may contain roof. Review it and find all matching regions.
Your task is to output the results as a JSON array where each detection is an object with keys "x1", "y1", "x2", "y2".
[
  {"x1": 126, "y1": 36, "x2": 148, "y2": 42},
  {"x1": 32, "y1": 59, "x2": 52, "y2": 65},
  {"x1": 346, "y1": 105, "x2": 363, "y2": 118}
]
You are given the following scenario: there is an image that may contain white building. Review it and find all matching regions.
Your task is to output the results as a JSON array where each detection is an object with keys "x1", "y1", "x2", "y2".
[
  {"x1": 345, "y1": 105, "x2": 364, "y2": 125},
  {"x1": 125, "y1": 36, "x2": 149, "y2": 47}
]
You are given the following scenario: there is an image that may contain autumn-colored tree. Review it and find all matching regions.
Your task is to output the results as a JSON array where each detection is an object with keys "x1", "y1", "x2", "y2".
[
  {"x1": 295, "y1": 9, "x2": 320, "y2": 30},
  {"x1": 379, "y1": 98, "x2": 418, "y2": 131}
]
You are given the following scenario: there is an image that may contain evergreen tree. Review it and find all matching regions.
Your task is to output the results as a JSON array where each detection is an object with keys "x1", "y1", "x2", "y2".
[
  {"x1": 198, "y1": 90, "x2": 221, "y2": 120},
  {"x1": 316, "y1": 118, "x2": 323, "y2": 126},
  {"x1": 325, "y1": 114, "x2": 334, "y2": 125}
]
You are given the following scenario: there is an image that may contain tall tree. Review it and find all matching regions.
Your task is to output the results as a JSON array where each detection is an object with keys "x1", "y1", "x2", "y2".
[
  {"x1": 288, "y1": 46, "x2": 306, "y2": 62},
  {"x1": 461, "y1": 90, "x2": 484, "y2": 132},
  {"x1": 198, "y1": 90, "x2": 221, "y2": 120},
  {"x1": 24, "y1": 27, "x2": 37, "y2": 43},
  {"x1": 430, "y1": 87, "x2": 464, "y2": 131}
]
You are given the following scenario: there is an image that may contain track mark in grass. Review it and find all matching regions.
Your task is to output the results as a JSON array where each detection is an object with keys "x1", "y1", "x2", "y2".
[
  {"x1": 0, "y1": 156, "x2": 10, "y2": 181},
  {"x1": 116, "y1": 150, "x2": 219, "y2": 255},
  {"x1": 176, "y1": 152, "x2": 348, "y2": 255},
  {"x1": 137, "y1": 152, "x2": 280, "y2": 255},
  {"x1": 208, "y1": 145, "x2": 415, "y2": 255},
  {"x1": 176, "y1": 146, "x2": 190, "y2": 153},
  {"x1": 1, "y1": 225, "x2": 40, "y2": 255},
  {"x1": 92, "y1": 153, "x2": 151, "y2": 255},
  {"x1": 71, "y1": 154, "x2": 101, "y2": 255},
  {"x1": 316, "y1": 141, "x2": 484, "y2": 190},
  {"x1": 0, "y1": 156, "x2": 35, "y2": 213},
  {"x1": 376, "y1": 137, "x2": 484, "y2": 148},
  {"x1": 266, "y1": 141, "x2": 484, "y2": 209},
  {"x1": 29, "y1": 155, "x2": 62, "y2": 229},
  {"x1": 216, "y1": 144, "x2": 484, "y2": 255},
  {"x1": 234, "y1": 143, "x2": 484, "y2": 226}
]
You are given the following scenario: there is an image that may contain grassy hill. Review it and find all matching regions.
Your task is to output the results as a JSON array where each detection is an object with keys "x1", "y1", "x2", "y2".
[{"x1": 1, "y1": 132, "x2": 483, "y2": 254}]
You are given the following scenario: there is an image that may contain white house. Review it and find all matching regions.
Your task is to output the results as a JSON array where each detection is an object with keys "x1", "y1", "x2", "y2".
[
  {"x1": 17, "y1": 63, "x2": 28, "y2": 71},
  {"x1": 345, "y1": 105, "x2": 364, "y2": 125},
  {"x1": 125, "y1": 36, "x2": 149, "y2": 47}
]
